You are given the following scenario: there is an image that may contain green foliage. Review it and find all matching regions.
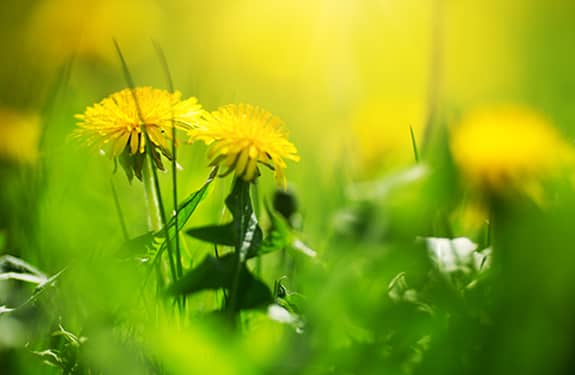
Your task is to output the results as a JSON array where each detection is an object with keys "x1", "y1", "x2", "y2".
[{"x1": 168, "y1": 254, "x2": 272, "y2": 311}]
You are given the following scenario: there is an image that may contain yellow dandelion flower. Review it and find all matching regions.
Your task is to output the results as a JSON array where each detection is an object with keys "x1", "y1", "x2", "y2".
[
  {"x1": 450, "y1": 106, "x2": 574, "y2": 198},
  {"x1": 0, "y1": 108, "x2": 41, "y2": 165},
  {"x1": 188, "y1": 104, "x2": 300, "y2": 188},
  {"x1": 74, "y1": 87, "x2": 203, "y2": 179}
]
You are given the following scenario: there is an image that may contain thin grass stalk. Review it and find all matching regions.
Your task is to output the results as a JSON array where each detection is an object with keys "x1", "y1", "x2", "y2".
[
  {"x1": 252, "y1": 182, "x2": 262, "y2": 277},
  {"x1": 147, "y1": 149, "x2": 178, "y2": 287},
  {"x1": 153, "y1": 41, "x2": 184, "y2": 281},
  {"x1": 113, "y1": 40, "x2": 178, "y2": 290},
  {"x1": 409, "y1": 125, "x2": 420, "y2": 163}
]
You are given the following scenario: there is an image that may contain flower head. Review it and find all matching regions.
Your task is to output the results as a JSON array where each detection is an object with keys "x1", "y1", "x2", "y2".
[
  {"x1": 74, "y1": 87, "x2": 203, "y2": 180},
  {"x1": 450, "y1": 106, "x2": 574, "y2": 198},
  {"x1": 0, "y1": 108, "x2": 41, "y2": 165},
  {"x1": 188, "y1": 104, "x2": 300, "y2": 188}
]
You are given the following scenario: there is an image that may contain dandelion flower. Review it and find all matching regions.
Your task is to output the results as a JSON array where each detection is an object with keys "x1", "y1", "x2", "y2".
[
  {"x1": 0, "y1": 108, "x2": 41, "y2": 165},
  {"x1": 75, "y1": 87, "x2": 203, "y2": 180},
  {"x1": 450, "y1": 106, "x2": 574, "y2": 198},
  {"x1": 188, "y1": 104, "x2": 300, "y2": 188}
]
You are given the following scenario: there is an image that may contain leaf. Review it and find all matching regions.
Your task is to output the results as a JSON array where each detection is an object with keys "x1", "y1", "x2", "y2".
[
  {"x1": 159, "y1": 168, "x2": 217, "y2": 239},
  {"x1": 0, "y1": 272, "x2": 47, "y2": 284},
  {"x1": 168, "y1": 254, "x2": 272, "y2": 310},
  {"x1": 249, "y1": 201, "x2": 290, "y2": 258},
  {"x1": 186, "y1": 224, "x2": 235, "y2": 247},
  {"x1": 33, "y1": 349, "x2": 63, "y2": 367},
  {"x1": 267, "y1": 304, "x2": 297, "y2": 324},
  {"x1": 291, "y1": 239, "x2": 317, "y2": 258},
  {"x1": 0, "y1": 305, "x2": 14, "y2": 315},
  {"x1": 187, "y1": 178, "x2": 262, "y2": 261},
  {"x1": 251, "y1": 202, "x2": 316, "y2": 258},
  {"x1": 151, "y1": 169, "x2": 217, "y2": 264},
  {"x1": 168, "y1": 254, "x2": 232, "y2": 294},
  {"x1": 116, "y1": 231, "x2": 155, "y2": 258},
  {"x1": 409, "y1": 125, "x2": 420, "y2": 163},
  {"x1": 225, "y1": 178, "x2": 262, "y2": 261},
  {"x1": 0, "y1": 255, "x2": 48, "y2": 285},
  {"x1": 0, "y1": 254, "x2": 46, "y2": 277},
  {"x1": 0, "y1": 264, "x2": 64, "y2": 315},
  {"x1": 425, "y1": 236, "x2": 480, "y2": 273}
]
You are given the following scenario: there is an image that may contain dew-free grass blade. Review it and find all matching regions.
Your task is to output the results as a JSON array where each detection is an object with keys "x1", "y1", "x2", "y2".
[
  {"x1": 149, "y1": 169, "x2": 217, "y2": 271},
  {"x1": 157, "y1": 167, "x2": 217, "y2": 240}
]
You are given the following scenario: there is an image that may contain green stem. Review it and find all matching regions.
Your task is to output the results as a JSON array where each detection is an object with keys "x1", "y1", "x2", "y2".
[
  {"x1": 142, "y1": 157, "x2": 162, "y2": 232},
  {"x1": 226, "y1": 178, "x2": 251, "y2": 321},
  {"x1": 143, "y1": 152, "x2": 178, "y2": 301},
  {"x1": 253, "y1": 182, "x2": 262, "y2": 277},
  {"x1": 148, "y1": 153, "x2": 178, "y2": 288},
  {"x1": 227, "y1": 253, "x2": 243, "y2": 320}
]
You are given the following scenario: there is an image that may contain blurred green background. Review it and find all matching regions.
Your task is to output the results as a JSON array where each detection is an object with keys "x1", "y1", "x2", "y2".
[{"x1": 2, "y1": 0, "x2": 575, "y2": 374}]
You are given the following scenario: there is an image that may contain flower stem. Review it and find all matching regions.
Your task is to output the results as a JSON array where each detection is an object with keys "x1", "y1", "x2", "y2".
[
  {"x1": 142, "y1": 153, "x2": 179, "y2": 308},
  {"x1": 226, "y1": 178, "x2": 252, "y2": 323},
  {"x1": 142, "y1": 156, "x2": 162, "y2": 232}
]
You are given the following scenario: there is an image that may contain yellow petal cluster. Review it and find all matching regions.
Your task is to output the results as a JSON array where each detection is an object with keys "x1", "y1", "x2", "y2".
[
  {"x1": 75, "y1": 87, "x2": 203, "y2": 158},
  {"x1": 450, "y1": 106, "x2": 574, "y2": 197},
  {"x1": 188, "y1": 104, "x2": 300, "y2": 188},
  {"x1": 0, "y1": 108, "x2": 41, "y2": 165}
]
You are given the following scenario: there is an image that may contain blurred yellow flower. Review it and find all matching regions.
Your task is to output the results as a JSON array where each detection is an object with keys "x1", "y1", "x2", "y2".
[
  {"x1": 74, "y1": 87, "x2": 203, "y2": 180},
  {"x1": 0, "y1": 109, "x2": 41, "y2": 165},
  {"x1": 188, "y1": 104, "x2": 299, "y2": 188},
  {"x1": 450, "y1": 106, "x2": 574, "y2": 198}
]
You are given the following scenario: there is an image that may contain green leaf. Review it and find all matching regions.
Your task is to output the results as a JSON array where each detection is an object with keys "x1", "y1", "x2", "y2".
[
  {"x1": 250, "y1": 201, "x2": 291, "y2": 258},
  {"x1": 186, "y1": 224, "x2": 235, "y2": 247},
  {"x1": 159, "y1": 169, "x2": 216, "y2": 238},
  {"x1": 187, "y1": 178, "x2": 262, "y2": 261},
  {"x1": 0, "y1": 305, "x2": 14, "y2": 315},
  {"x1": 116, "y1": 231, "x2": 155, "y2": 259},
  {"x1": 0, "y1": 255, "x2": 47, "y2": 283},
  {"x1": 168, "y1": 254, "x2": 272, "y2": 310},
  {"x1": 250, "y1": 201, "x2": 317, "y2": 258},
  {"x1": 0, "y1": 256, "x2": 63, "y2": 314},
  {"x1": 410, "y1": 125, "x2": 420, "y2": 163},
  {"x1": 152, "y1": 169, "x2": 217, "y2": 263},
  {"x1": 226, "y1": 178, "x2": 262, "y2": 261},
  {"x1": 168, "y1": 254, "x2": 233, "y2": 294},
  {"x1": 0, "y1": 272, "x2": 47, "y2": 284}
]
